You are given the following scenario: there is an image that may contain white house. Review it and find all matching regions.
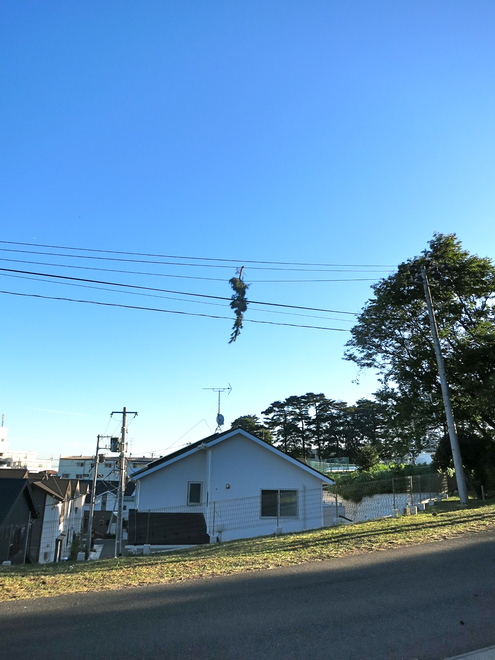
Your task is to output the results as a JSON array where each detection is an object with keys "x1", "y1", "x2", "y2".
[
  {"x1": 34, "y1": 477, "x2": 88, "y2": 562},
  {"x1": 131, "y1": 428, "x2": 335, "y2": 545}
]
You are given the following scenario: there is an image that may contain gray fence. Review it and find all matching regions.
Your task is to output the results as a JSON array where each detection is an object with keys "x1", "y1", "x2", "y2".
[{"x1": 326, "y1": 474, "x2": 449, "y2": 522}]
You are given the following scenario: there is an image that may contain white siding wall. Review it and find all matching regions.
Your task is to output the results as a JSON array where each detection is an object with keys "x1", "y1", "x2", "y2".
[
  {"x1": 137, "y1": 450, "x2": 207, "y2": 510},
  {"x1": 38, "y1": 497, "x2": 63, "y2": 563}
]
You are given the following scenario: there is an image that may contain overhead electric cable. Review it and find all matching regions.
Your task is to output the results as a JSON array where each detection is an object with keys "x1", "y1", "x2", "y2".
[
  {"x1": 0, "y1": 267, "x2": 359, "y2": 315},
  {"x1": 0, "y1": 290, "x2": 350, "y2": 332},
  {"x1": 0, "y1": 247, "x2": 391, "y2": 273},
  {"x1": 0, "y1": 240, "x2": 395, "y2": 269},
  {"x1": 0, "y1": 257, "x2": 383, "y2": 282},
  {"x1": 2, "y1": 273, "x2": 355, "y2": 322}
]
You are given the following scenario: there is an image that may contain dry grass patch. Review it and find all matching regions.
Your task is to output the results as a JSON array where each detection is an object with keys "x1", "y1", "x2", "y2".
[{"x1": 1, "y1": 499, "x2": 494, "y2": 602}]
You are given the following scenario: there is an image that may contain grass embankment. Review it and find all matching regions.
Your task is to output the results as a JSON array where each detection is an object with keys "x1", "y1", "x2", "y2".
[{"x1": 1, "y1": 499, "x2": 494, "y2": 602}]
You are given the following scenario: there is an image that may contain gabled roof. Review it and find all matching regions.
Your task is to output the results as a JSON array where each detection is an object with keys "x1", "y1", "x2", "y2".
[
  {"x1": 0, "y1": 479, "x2": 38, "y2": 525},
  {"x1": 132, "y1": 428, "x2": 334, "y2": 485},
  {"x1": 31, "y1": 480, "x2": 65, "y2": 502}
]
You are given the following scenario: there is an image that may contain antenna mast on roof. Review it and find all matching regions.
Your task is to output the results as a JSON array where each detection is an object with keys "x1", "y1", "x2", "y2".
[{"x1": 203, "y1": 384, "x2": 232, "y2": 432}]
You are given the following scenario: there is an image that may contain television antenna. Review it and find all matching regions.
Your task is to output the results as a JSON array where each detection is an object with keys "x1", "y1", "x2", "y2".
[{"x1": 203, "y1": 384, "x2": 232, "y2": 432}]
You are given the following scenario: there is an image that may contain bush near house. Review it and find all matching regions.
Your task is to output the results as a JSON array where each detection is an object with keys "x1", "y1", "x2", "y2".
[{"x1": 329, "y1": 464, "x2": 442, "y2": 503}]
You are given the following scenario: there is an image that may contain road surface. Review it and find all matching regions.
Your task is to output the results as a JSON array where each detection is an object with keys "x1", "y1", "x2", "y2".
[{"x1": 1, "y1": 530, "x2": 495, "y2": 659}]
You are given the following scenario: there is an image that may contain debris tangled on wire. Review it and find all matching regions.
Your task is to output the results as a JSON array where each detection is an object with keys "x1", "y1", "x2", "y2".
[{"x1": 229, "y1": 266, "x2": 249, "y2": 343}]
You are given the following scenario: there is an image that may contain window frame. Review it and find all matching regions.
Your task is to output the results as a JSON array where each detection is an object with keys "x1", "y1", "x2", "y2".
[
  {"x1": 261, "y1": 489, "x2": 298, "y2": 518},
  {"x1": 187, "y1": 481, "x2": 202, "y2": 505}
]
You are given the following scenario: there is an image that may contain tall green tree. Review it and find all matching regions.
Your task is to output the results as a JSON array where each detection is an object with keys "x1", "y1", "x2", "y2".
[
  {"x1": 230, "y1": 415, "x2": 273, "y2": 443},
  {"x1": 345, "y1": 233, "x2": 495, "y2": 461},
  {"x1": 262, "y1": 400, "x2": 300, "y2": 456}
]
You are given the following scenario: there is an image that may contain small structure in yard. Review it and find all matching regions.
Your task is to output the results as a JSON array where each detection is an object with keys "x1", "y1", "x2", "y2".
[{"x1": 130, "y1": 428, "x2": 335, "y2": 549}]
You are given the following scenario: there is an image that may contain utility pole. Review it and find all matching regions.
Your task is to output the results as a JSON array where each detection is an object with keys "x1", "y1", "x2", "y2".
[
  {"x1": 85, "y1": 434, "x2": 119, "y2": 560},
  {"x1": 421, "y1": 266, "x2": 468, "y2": 505},
  {"x1": 86, "y1": 434, "x2": 101, "y2": 560},
  {"x1": 111, "y1": 407, "x2": 138, "y2": 557}
]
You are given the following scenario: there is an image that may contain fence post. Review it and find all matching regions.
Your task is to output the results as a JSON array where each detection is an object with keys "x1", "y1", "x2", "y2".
[{"x1": 392, "y1": 477, "x2": 396, "y2": 513}]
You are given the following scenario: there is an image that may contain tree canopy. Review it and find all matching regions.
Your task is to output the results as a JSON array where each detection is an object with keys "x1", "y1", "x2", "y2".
[{"x1": 345, "y1": 233, "x2": 495, "y2": 479}]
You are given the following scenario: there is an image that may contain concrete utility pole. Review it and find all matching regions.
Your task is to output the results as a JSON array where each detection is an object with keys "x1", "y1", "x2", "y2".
[
  {"x1": 86, "y1": 434, "x2": 119, "y2": 560},
  {"x1": 421, "y1": 266, "x2": 468, "y2": 505},
  {"x1": 86, "y1": 434, "x2": 101, "y2": 560},
  {"x1": 111, "y1": 407, "x2": 138, "y2": 557}
]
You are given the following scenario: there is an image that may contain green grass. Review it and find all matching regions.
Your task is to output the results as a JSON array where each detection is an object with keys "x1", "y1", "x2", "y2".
[{"x1": 1, "y1": 499, "x2": 495, "y2": 602}]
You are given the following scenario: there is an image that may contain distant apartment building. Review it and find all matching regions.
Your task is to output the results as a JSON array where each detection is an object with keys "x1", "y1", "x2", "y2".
[
  {"x1": 0, "y1": 426, "x2": 53, "y2": 472},
  {"x1": 57, "y1": 455, "x2": 152, "y2": 480}
]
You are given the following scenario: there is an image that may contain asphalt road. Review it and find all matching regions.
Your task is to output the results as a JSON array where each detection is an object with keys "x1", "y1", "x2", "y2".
[{"x1": 1, "y1": 530, "x2": 495, "y2": 660}]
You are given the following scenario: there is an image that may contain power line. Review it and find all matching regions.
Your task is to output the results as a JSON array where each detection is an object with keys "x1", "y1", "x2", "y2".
[
  {"x1": 0, "y1": 256, "x2": 383, "y2": 283},
  {"x1": 2, "y1": 273, "x2": 356, "y2": 322},
  {"x1": 0, "y1": 290, "x2": 350, "y2": 332},
  {"x1": 0, "y1": 266, "x2": 359, "y2": 315},
  {"x1": 0, "y1": 246, "x2": 391, "y2": 273},
  {"x1": 0, "y1": 240, "x2": 395, "y2": 269}
]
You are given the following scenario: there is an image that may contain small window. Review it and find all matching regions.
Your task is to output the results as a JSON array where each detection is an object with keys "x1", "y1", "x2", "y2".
[
  {"x1": 62, "y1": 473, "x2": 70, "y2": 479},
  {"x1": 77, "y1": 462, "x2": 85, "y2": 467},
  {"x1": 188, "y1": 482, "x2": 202, "y2": 505},
  {"x1": 261, "y1": 490, "x2": 298, "y2": 518},
  {"x1": 76, "y1": 474, "x2": 83, "y2": 479},
  {"x1": 104, "y1": 463, "x2": 112, "y2": 468}
]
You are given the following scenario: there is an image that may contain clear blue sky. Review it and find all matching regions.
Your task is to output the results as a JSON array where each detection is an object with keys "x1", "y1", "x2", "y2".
[{"x1": 1, "y1": 1, "x2": 494, "y2": 462}]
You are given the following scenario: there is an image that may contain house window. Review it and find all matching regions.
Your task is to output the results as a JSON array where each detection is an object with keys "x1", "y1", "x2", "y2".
[
  {"x1": 188, "y1": 482, "x2": 202, "y2": 505},
  {"x1": 104, "y1": 463, "x2": 112, "y2": 468},
  {"x1": 62, "y1": 473, "x2": 70, "y2": 479},
  {"x1": 261, "y1": 490, "x2": 298, "y2": 518},
  {"x1": 77, "y1": 462, "x2": 85, "y2": 467}
]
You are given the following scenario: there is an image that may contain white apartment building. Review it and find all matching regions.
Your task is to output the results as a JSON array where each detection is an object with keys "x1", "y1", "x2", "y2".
[
  {"x1": 58, "y1": 455, "x2": 152, "y2": 480},
  {"x1": 0, "y1": 426, "x2": 53, "y2": 472}
]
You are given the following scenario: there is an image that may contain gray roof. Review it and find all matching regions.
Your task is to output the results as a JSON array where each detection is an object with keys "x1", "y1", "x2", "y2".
[
  {"x1": 0, "y1": 479, "x2": 38, "y2": 525},
  {"x1": 132, "y1": 428, "x2": 334, "y2": 485}
]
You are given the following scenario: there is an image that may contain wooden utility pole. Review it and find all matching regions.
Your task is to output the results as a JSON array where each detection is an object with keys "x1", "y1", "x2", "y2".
[
  {"x1": 111, "y1": 407, "x2": 138, "y2": 557},
  {"x1": 421, "y1": 266, "x2": 468, "y2": 505}
]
